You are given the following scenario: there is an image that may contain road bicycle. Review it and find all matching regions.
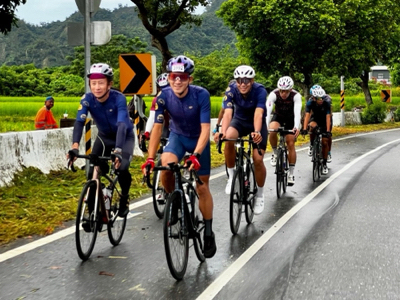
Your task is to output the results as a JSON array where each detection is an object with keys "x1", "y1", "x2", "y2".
[
  {"x1": 68, "y1": 151, "x2": 127, "y2": 261},
  {"x1": 269, "y1": 128, "x2": 293, "y2": 199},
  {"x1": 309, "y1": 126, "x2": 326, "y2": 182},
  {"x1": 217, "y1": 134, "x2": 261, "y2": 235},
  {"x1": 145, "y1": 160, "x2": 205, "y2": 280},
  {"x1": 152, "y1": 137, "x2": 169, "y2": 219}
]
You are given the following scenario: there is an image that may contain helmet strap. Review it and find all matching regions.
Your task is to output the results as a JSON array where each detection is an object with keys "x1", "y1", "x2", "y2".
[{"x1": 97, "y1": 89, "x2": 110, "y2": 102}]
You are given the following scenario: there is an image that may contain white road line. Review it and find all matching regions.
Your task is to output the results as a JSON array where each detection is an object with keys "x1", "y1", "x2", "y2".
[
  {"x1": 197, "y1": 137, "x2": 400, "y2": 300},
  {"x1": 1, "y1": 129, "x2": 399, "y2": 264}
]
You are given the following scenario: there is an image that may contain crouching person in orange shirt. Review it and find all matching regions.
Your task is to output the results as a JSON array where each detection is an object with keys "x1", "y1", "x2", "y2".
[{"x1": 35, "y1": 96, "x2": 59, "y2": 130}]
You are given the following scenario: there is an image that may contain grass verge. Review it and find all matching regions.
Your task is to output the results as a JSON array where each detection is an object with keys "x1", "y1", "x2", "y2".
[{"x1": 1, "y1": 122, "x2": 400, "y2": 246}]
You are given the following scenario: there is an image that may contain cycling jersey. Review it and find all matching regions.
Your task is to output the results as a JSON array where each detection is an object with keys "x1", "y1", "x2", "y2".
[
  {"x1": 266, "y1": 88, "x2": 302, "y2": 129},
  {"x1": 73, "y1": 89, "x2": 133, "y2": 150},
  {"x1": 305, "y1": 99, "x2": 331, "y2": 126},
  {"x1": 154, "y1": 85, "x2": 210, "y2": 138},
  {"x1": 223, "y1": 82, "x2": 267, "y2": 121}
]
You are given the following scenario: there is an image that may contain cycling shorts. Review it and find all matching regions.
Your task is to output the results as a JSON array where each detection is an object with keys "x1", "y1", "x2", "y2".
[
  {"x1": 229, "y1": 118, "x2": 268, "y2": 150},
  {"x1": 164, "y1": 132, "x2": 211, "y2": 176},
  {"x1": 270, "y1": 114, "x2": 295, "y2": 132}
]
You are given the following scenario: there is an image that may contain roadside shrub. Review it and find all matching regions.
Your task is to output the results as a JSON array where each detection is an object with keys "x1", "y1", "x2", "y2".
[{"x1": 361, "y1": 102, "x2": 387, "y2": 124}]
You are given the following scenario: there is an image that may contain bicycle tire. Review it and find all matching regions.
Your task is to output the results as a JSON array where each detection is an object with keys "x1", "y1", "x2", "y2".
[
  {"x1": 163, "y1": 191, "x2": 189, "y2": 280},
  {"x1": 276, "y1": 148, "x2": 284, "y2": 199},
  {"x1": 190, "y1": 188, "x2": 205, "y2": 263},
  {"x1": 282, "y1": 150, "x2": 288, "y2": 193},
  {"x1": 152, "y1": 159, "x2": 166, "y2": 219},
  {"x1": 244, "y1": 161, "x2": 256, "y2": 224},
  {"x1": 230, "y1": 169, "x2": 243, "y2": 235},
  {"x1": 312, "y1": 139, "x2": 319, "y2": 182},
  {"x1": 107, "y1": 177, "x2": 127, "y2": 246},
  {"x1": 75, "y1": 180, "x2": 99, "y2": 261}
]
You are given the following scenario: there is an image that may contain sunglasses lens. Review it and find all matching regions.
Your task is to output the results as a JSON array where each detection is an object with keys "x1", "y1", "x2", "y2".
[
  {"x1": 169, "y1": 73, "x2": 189, "y2": 81},
  {"x1": 236, "y1": 78, "x2": 250, "y2": 85}
]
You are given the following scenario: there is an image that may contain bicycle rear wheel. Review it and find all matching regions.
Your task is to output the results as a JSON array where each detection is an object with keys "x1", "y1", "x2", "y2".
[
  {"x1": 230, "y1": 169, "x2": 243, "y2": 235},
  {"x1": 276, "y1": 149, "x2": 284, "y2": 198},
  {"x1": 75, "y1": 181, "x2": 98, "y2": 260},
  {"x1": 107, "y1": 178, "x2": 127, "y2": 246},
  {"x1": 244, "y1": 161, "x2": 256, "y2": 224},
  {"x1": 152, "y1": 160, "x2": 166, "y2": 219},
  {"x1": 163, "y1": 191, "x2": 189, "y2": 280},
  {"x1": 190, "y1": 189, "x2": 205, "y2": 263}
]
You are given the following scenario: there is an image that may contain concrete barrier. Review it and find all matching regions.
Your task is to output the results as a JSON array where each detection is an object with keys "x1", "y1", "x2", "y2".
[{"x1": 0, "y1": 126, "x2": 143, "y2": 187}]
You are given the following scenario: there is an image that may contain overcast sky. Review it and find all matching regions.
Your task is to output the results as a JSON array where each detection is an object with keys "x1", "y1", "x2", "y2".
[{"x1": 16, "y1": 0, "x2": 134, "y2": 25}]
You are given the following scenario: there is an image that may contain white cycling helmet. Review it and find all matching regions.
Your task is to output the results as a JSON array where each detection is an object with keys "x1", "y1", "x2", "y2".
[
  {"x1": 277, "y1": 76, "x2": 294, "y2": 90},
  {"x1": 156, "y1": 73, "x2": 169, "y2": 88},
  {"x1": 312, "y1": 87, "x2": 326, "y2": 98},
  {"x1": 234, "y1": 65, "x2": 256, "y2": 78},
  {"x1": 87, "y1": 63, "x2": 114, "y2": 79}
]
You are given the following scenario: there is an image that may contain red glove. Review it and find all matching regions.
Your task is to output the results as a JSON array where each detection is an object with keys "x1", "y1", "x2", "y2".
[
  {"x1": 185, "y1": 155, "x2": 201, "y2": 171},
  {"x1": 143, "y1": 132, "x2": 150, "y2": 140},
  {"x1": 141, "y1": 158, "x2": 155, "y2": 174}
]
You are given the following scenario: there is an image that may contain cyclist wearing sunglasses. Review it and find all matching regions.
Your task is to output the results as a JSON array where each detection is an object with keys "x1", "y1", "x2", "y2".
[
  {"x1": 220, "y1": 65, "x2": 268, "y2": 215},
  {"x1": 141, "y1": 55, "x2": 217, "y2": 258},
  {"x1": 306, "y1": 85, "x2": 333, "y2": 164},
  {"x1": 301, "y1": 86, "x2": 332, "y2": 174},
  {"x1": 266, "y1": 76, "x2": 302, "y2": 186}
]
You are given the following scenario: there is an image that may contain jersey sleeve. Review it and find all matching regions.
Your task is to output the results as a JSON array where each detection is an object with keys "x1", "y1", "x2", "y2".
[
  {"x1": 293, "y1": 93, "x2": 302, "y2": 129},
  {"x1": 266, "y1": 92, "x2": 277, "y2": 124},
  {"x1": 223, "y1": 84, "x2": 235, "y2": 110},
  {"x1": 154, "y1": 91, "x2": 167, "y2": 124},
  {"x1": 198, "y1": 89, "x2": 211, "y2": 124}
]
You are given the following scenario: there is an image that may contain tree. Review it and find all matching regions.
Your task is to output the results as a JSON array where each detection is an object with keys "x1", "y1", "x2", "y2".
[
  {"x1": 217, "y1": 0, "x2": 341, "y2": 97},
  {"x1": 322, "y1": 0, "x2": 400, "y2": 105},
  {"x1": 0, "y1": 0, "x2": 27, "y2": 34},
  {"x1": 130, "y1": 0, "x2": 210, "y2": 71}
]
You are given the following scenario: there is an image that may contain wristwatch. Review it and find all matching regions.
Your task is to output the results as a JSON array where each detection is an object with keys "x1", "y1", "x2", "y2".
[{"x1": 193, "y1": 152, "x2": 201, "y2": 159}]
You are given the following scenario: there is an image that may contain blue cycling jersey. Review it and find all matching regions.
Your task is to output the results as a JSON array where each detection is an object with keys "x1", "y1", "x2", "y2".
[
  {"x1": 154, "y1": 85, "x2": 210, "y2": 138},
  {"x1": 223, "y1": 82, "x2": 267, "y2": 121},
  {"x1": 73, "y1": 89, "x2": 133, "y2": 149}
]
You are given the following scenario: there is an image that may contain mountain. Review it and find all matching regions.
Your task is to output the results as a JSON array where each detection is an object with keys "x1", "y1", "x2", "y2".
[{"x1": 0, "y1": 3, "x2": 236, "y2": 68}]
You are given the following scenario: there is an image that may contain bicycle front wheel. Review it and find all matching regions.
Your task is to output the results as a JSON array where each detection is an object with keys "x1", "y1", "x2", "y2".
[
  {"x1": 163, "y1": 192, "x2": 189, "y2": 280},
  {"x1": 75, "y1": 181, "x2": 98, "y2": 261},
  {"x1": 276, "y1": 149, "x2": 284, "y2": 199},
  {"x1": 282, "y1": 150, "x2": 288, "y2": 193},
  {"x1": 244, "y1": 161, "x2": 256, "y2": 224},
  {"x1": 152, "y1": 160, "x2": 166, "y2": 219},
  {"x1": 312, "y1": 141, "x2": 320, "y2": 182},
  {"x1": 107, "y1": 178, "x2": 127, "y2": 246},
  {"x1": 230, "y1": 169, "x2": 243, "y2": 235}
]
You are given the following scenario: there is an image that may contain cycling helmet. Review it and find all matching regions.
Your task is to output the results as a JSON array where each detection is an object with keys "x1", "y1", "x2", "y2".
[
  {"x1": 87, "y1": 63, "x2": 113, "y2": 79},
  {"x1": 277, "y1": 76, "x2": 294, "y2": 90},
  {"x1": 309, "y1": 84, "x2": 322, "y2": 95},
  {"x1": 312, "y1": 87, "x2": 326, "y2": 98},
  {"x1": 156, "y1": 73, "x2": 169, "y2": 88},
  {"x1": 233, "y1": 65, "x2": 256, "y2": 78},
  {"x1": 167, "y1": 55, "x2": 195, "y2": 74}
]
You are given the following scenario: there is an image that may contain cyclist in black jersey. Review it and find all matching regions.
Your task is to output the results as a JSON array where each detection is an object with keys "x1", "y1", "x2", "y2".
[
  {"x1": 266, "y1": 76, "x2": 302, "y2": 186},
  {"x1": 68, "y1": 63, "x2": 134, "y2": 218}
]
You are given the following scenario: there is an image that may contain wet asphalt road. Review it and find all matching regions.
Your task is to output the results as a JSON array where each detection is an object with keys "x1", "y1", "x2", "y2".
[{"x1": 1, "y1": 128, "x2": 400, "y2": 300}]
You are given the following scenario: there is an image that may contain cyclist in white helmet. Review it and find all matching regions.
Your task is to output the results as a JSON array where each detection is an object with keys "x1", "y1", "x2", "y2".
[
  {"x1": 142, "y1": 73, "x2": 170, "y2": 140},
  {"x1": 220, "y1": 65, "x2": 268, "y2": 215},
  {"x1": 301, "y1": 85, "x2": 333, "y2": 172},
  {"x1": 266, "y1": 76, "x2": 302, "y2": 186}
]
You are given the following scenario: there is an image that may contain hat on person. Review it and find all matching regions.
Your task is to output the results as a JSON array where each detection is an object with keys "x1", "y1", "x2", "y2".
[{"x1": 45, "y1": 96, "x2": 54, "y2": 101}]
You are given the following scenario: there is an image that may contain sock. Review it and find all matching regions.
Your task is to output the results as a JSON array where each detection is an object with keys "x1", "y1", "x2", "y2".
[
  {"x1": 205, "y1": 219, "x2": 213, "y2": 236},
  {"x1": 289, "y1": 165, "x2": 295, "y2": 176},
  {"x1": 227, "y1": 167, "x2": 234, "y2": 179},
  {"x1": 257, "y1": 185, "x2": 264, "y2": 197}
]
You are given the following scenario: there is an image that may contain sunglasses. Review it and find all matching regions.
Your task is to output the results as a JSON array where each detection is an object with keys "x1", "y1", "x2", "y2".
[
  {"x1": 236, "y1": 78, "x2": 251, "y2": 85},
  {"x1": 314, "y1": 97, "x2": 323, "y2": 101},
  {"x1": 169, "y1": 73, "x2": 190, "y2": 82}
]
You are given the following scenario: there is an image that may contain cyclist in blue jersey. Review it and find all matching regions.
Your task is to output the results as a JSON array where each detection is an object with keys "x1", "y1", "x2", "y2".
[
  {"x1": 141, "y1": 55, "x2": 217, "y2": 258},
  {"x1": 266, "y1": 76, "x2": 302, "y2": 186},
  {"x1": 306, "y1": 85, "x2": 333, "y2": 163},
  {"x1": 220, "y1": 65, "x2": 268, "y2": 215},
  {"x1": 301, "y1": 86, "x2": 332, "y2": 174},
  {"x1": 68, "y1": 63, "x2": 134, "y2": 218}
]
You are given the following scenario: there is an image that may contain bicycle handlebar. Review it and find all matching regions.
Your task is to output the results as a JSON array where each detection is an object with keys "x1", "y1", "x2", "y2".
[
  {"x1": 268, "y1": 127, "x2": 295, "y2": 135},
  {"x1": 217, "y1": 134, "x2": 262, "y2": 156},
  {"x1": 67, "y1": 151, "x2": 113, "y2": 173},
  {"x1": 143, "y1": 161, "x2": 203, "y2": 189}
]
